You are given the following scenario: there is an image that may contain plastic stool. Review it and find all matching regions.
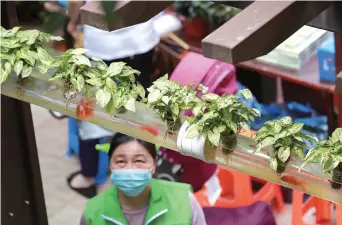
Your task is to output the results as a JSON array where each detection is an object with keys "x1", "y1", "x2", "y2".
[
  {"x1": 292, "y1": 190, "x2": 342, "y2": 225},
  {"x1": 337, "y1": 204, "x2": 342, "y2": 225},
  {"x1": 67, "y1": 118, "x2": 79, "y2": 156},
  {"x1": 195, "y1": 166, "x2": 285, "y2": 213},
  {"x1": 66, "y1": 117, "x2": 108, "y2": 184}
]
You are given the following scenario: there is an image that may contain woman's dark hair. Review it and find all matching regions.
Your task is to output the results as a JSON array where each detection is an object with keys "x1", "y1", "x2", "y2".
[{"x1": 108, "y1": 133, "x2": 157, "y2": 159}]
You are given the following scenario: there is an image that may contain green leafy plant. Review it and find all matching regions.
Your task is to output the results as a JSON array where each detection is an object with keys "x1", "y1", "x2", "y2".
[
  {"x1": 255, "y1": 116, "x2": 317, "y2": 174},
  {"x1": 47, "y1": 48, "x2": 101, "y2": 100},
  {"x1": 97, "y1": 61, "x2": 144, "y2": 114},
  {"x1": 48, "y1": 48, "x2": 143, "y2": 113},
  {"x1": 301, "y1": 128, "x2": 342, "y2": 189},
  {"x1": 0, "y1": 26, "x2": 62, "y2": 84},
  {"x1": 186, "y1": 89, "x2": 260, "y2": 154},
  {"x1": 147, "y1": 74, "x2": 203, "y2": 133},
  {"x1": 205, "y1": 3, "x2": 240, "y2": 30},
  {"x1": 173, "y1": 1, "x2": 240, "y2": 30}
]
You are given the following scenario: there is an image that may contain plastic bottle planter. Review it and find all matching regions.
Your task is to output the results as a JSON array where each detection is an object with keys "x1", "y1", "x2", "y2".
[
  {"x1": 220, "y1": 132, "x2": 238, "y2": 155},
  {"x1": 116, "y1": 107, "x2": 127, "y2": 114},
  {"x1": 331, "y1": 164, "x2": 342, "y2": 189},
  {"x1": 166, "y1": 114, "x2": 181, "y2": 135},
  {"x1": 274, "y1": 147, "x2": 291, "y2": 174},
  {"x1": 177, "y1": 121, "x2": 234, "y2": 163},
  {"x1": 177, "y1": 121, "x2": 208, "y2": 161}
]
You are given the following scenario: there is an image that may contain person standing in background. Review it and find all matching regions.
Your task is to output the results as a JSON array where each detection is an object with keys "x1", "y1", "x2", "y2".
[
  {"x1": 67, "y1": 1, "x2": 158, "y2": 89},
  {"x1": 43, "y1": 0, "x2": 75, "y2": 49},
  {"x1": 44, "y1": 0, "x2": 75, "y2": 119},
  {"x1": 80, "y1": 133, "x2": 207, "y2": 225},
  {"x1": 66, "y1": 1, "x2": 177, "y2": 198}
]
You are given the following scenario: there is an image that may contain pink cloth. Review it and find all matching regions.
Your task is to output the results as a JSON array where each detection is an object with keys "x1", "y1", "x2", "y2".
[{"x1": 170, "y1": 51, "x2": 237, "y2": 96}]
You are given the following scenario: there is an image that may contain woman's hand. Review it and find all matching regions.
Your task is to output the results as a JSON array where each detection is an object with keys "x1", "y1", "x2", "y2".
[
  {"x1": 67, "y1": 22, "x2": 77, "y2": 34},
  {"x1": 44, "y1": 2, "x2": 63, "y2": 13}
]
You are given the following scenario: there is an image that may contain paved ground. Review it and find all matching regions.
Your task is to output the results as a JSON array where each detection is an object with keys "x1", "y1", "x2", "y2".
[
  {"x1": 32, "y1": 105, "x2": 296, "y2": 225},
  {"x1": 32, "y1": 105, "x2": 112, "y2": 225}
]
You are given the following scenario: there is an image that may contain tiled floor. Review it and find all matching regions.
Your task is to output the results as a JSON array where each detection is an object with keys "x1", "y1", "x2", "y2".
[{"x1": 32, "y1": 105, "x2": 295, "y2": 225}]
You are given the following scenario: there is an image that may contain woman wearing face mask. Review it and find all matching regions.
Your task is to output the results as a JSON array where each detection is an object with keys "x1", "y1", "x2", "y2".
[{"x1": 80, "y1": 133, "x2": 207, "y2": 225}]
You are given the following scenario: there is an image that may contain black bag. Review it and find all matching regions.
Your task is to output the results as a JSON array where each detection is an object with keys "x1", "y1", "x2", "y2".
[{"x1": 155, "y1": 150, "x2": 183, "y2": 182}]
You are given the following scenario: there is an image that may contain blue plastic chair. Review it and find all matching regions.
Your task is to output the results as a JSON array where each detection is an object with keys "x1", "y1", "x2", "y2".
[{"x1": 66, "y1": 117, "x2": 108, "y2": 184}]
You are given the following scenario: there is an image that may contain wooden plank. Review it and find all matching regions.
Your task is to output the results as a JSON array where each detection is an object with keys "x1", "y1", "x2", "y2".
[
  {"x1": 219, "y1": 1, "x2": 342, "y2": 34},
  {"x1": 80, "y1": 1, "x2": 172, "y2": 31},
  {"x1": 309, "y1": 2, "x2": 342, "y2": 34},
  {"x1": 202, "y1": 1, "x2": 332, "y2": 64}
]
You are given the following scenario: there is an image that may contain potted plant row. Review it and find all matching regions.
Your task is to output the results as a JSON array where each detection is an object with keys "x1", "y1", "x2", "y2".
[
  {"x1": 0, "y1": 26, "x2": 62, "y2": 85},
  {"x1": 0, "y1": 27, "x2": 144, "y2": 116},
  {"x1": 184, "y1": 89, "x2": 260, "y2": 155},
  {"x1": 45, "y1": 48, "x2": 144, "y2": 114},
  {"x1": 146, "y1": 75, "x2": 260, "y2": 158},
  {"x1": 147, "y1": 74, "x2": 205, "y2": 135},
  {"x1": 1, "y1": 27, "x2": 342, "y2": 189}
]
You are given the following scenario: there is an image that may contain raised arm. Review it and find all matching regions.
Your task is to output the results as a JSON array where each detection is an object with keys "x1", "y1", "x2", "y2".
[{"x1": 67, "y1": 1, "x2": 84, "y2": 33}]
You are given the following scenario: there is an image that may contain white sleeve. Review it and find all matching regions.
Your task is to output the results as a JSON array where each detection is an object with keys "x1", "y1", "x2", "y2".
[
  {"x1": 153, "y1": 12, "x2": 182, "y2": 37},
  {"x1": 189, "y1": 192, "x2": 207, "y2": 225}
]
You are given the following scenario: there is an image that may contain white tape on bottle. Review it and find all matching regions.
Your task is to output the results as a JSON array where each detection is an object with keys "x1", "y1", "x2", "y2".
[
  {"x1": 177, "y1": 120, "x2": 190, "y2": 156},
  {"x1": 177, "y1": 121, "x2": 207, "y2": 161}
]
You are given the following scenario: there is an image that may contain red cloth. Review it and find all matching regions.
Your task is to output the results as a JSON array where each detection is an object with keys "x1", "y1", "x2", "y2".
[{"x1": 159, "y1": 147, "x2": 217, "y2": 191}]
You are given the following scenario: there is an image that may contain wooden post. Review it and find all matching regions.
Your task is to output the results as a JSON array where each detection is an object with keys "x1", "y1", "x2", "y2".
[
  {"x1": 335, "y1": 33, "x2": 342, "y2": 127},
  {"x1": 1, "y1": 2, "x2": 48, "y2": 225}
]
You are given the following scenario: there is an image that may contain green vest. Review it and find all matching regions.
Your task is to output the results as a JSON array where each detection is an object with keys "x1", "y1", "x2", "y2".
[{"x1": 84, "y1": 179, "x2": 192, "y2": 225}]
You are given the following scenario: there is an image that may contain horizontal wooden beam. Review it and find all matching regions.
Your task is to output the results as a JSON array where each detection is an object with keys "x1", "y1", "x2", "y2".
[
  {"x1": 79, "y1": 1, "x2": 341, "y2": 35},
  {"x1": 308, "y1": 2, "x2": 342, "y2": 34},
  {"x1": 202, "y1": 1, "x2": 332, "y2": 64},
  {"x1": 80, "y1": 1, "x2": 172, "y2": 31},
  {"x1": 219, "y1": 1, "x2": 342, "y2": 34}
]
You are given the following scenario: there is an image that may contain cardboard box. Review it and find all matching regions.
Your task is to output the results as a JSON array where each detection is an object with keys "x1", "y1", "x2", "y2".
[
  {"x1": 256, "y1": 26, "x2": 330, "y2": 71},
  {"x1": 317, "y1": 35, "x2": 336, "y2": 83}
]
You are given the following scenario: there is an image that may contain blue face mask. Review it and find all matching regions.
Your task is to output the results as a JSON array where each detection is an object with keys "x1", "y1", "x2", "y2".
[{"x1": 110, "y1": 169, "x2": 152, "y2": 197}]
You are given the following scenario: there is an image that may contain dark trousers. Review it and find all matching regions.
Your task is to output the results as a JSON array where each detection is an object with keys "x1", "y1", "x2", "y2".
[
  {"x1": 103, "y1": 49, "x2": 155, "y2": 89},
  {"x1": 79, "y1": 49, "x2": 155, "y2": 177},
  {"x1": 63, "y1": 17, "x2": 74, "y2": 49},
  {"x1": 79, "y1": 139, "x2": 99, "y2": 177}
]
